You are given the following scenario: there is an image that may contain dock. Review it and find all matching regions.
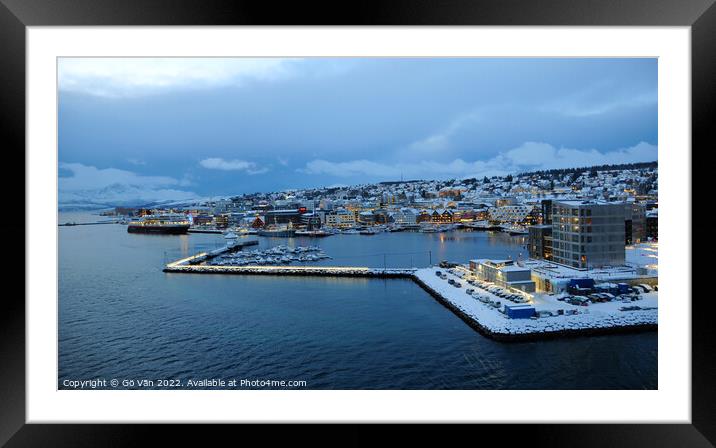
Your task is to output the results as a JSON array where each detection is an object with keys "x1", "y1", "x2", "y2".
[
  {"x1": 411, "y1": 267, "x2": 657, "y2": 341},
  {"x1": 162, "y1": 253, "x2": 657, "y2": 341},
  {"x1": 59, "y1": 221, "x2": 120, "y2": 226},
  {"x1": 166, "y1": 239, "x2": 259, "y2": 267},
  {"x1": 187, "y1": 228, "x2": 223, "y2": 234}
]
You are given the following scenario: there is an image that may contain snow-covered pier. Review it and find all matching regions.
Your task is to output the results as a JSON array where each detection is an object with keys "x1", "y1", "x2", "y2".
[
  {"x1": 412, "y1": 267, "x2": 657, "y2": 341},
  {"x1": 164, "y1": 263, "x2": 416, "y2": 278},
  {"x1": 166, "y1": 239, "x2": 259, "y2": 267}
]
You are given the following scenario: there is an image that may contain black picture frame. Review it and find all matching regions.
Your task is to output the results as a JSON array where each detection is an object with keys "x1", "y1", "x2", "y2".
[{"x1": 2, "y1": 0, "x2": 710, "y2": 445}]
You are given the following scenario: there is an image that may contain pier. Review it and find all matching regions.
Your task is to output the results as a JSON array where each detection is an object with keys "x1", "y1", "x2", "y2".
[
  {"x1": 165, "y1": 264, "x2": 415, "y2": 278},
  {"x1": 59, "y1": 221, "x2": 120, "y2": 226},
  {"x1": 163, "y1": 252, "x2": 657, "y2": 342},
  {"x1": 187, "y1": 228, "x2": 223, "y2": 234},
  {"x1": 166, "y1": 239, "x2": 259, "y2": 267}
]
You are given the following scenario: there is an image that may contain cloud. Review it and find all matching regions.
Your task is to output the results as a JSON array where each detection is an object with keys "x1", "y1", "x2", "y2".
[
  {"x1": 300, "y1": 141, "x2": 657, "y2": 180},
  {"x1": 199, "y1": 158, "x2": 268, "y2": 175},
  {"x1": 407, "y1": 112, "x2": 481, "y2": 155},
  {"x1": 58, "y1": 58, "x2": 299, "y2": 97},
  {"x1": 58, "y1": 162, "x2": 199, "y2": 206},
  {"x1": 503, "y1": 141, "x2": 657, "y2": 170},
  {"x1": 544, "y1": 84, "x2": 657, "y2": 117}
]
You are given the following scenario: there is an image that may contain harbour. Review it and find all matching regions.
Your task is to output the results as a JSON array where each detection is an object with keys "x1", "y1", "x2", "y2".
[
  {"x1": 53, "y1": 56, "x2": 665, "y2": 397},
  {"x1": 58, "y1": 210, "x2": 657, "y2": 389}
]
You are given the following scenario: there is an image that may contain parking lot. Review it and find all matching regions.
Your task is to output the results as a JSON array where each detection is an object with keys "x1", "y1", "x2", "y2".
[{"x1": 433, "y1": 265, "x2": 658, "y2": 319}]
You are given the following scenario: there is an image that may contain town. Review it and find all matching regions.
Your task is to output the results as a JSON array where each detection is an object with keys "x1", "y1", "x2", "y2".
[{"x1": 108, "y1": 160, "x2": 657, "y2": 244}]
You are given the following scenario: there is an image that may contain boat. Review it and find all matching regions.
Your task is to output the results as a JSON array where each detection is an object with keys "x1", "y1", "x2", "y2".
[
  {"x1": 224, "y1": 231, "x2": 238, "y2": 240},
  {"x1": 295, "y1": 229, "x2": 331, "y2": 237},
  {"x1": 258, "y1": 218, "x2": 297, "y2": 238},
  {"x1": 464, "y1": 220, "x2": 502, "y2": 231},
  {"x1": 501, "y1": 224, "x2": 529, "y2": 235},
  {"x1": 419, "y1": 226, "x2": 440, "y2": 233},
  {"x1": 127, "y1": 214, "x2": 190, "y2": 234},
  {"x1": 359, "y1": 228, "x2": 379, "y2": 235},
  {"x1": 257, "y1": 226, "x2": 296, "y2": 237},
  {"x1": 258, "y1": 228, "x2": 296, "y2": 237}
]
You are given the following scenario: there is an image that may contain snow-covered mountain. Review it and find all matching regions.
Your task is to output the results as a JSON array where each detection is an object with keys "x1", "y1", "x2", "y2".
[{"x1": 58, "y1": 183, "x2": 202, "y2": 210}]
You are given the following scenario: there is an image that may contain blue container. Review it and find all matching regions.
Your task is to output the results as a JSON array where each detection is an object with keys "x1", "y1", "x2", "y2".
[
  {"x1": 568, "y1": 278, "x2": 595, "y2": 289},
  {"x1": 505, "y1": 304, "x2": 536, "y2": 319}
]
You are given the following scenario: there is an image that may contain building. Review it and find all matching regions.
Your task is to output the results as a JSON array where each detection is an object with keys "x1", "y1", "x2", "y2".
[
  {"x1": 624, "y1": 202, "x2": 646, "y2": 245},
  {"x1": 250, "y1": 216, "x2": 265, "y2": 228},
  {"x1": 391, "y1": 209, "x2": 417, "y2": 225},
  {"x1": 541, "y1": 199, "x2": 553, "y2": 225},
  {"x1": 263, "y1": 209, "x2": 304, "y2": 226},
  {"x1": 214, "y1": 214, "x2": 229, "y2": 229},
  {"x1": 551, "y1": 200, "x2": 626, "y2": 269},
  {"x1": 468, "y1": 259, "x2": 536, "y2": 292},
  {"x1": 416, "y1": 210, "x2": 432, "y2": 223},
  {"x1": 358, "y1": 211, "x2": 377, "y2": 225},
  {"x1": 192, "y1": 214, "x2": 213, "y2": 226},
  {"x1": 495, "y1": 197, "x2": 516, "y2": 207},
  {"x1": 431, "y1": 209, "x2": 453, "y2": 223},
  {"x1": 300, "y1": 212, "x2": 322, "y2": 230},
  {"x1": 646, "y1": 209, "x2": 658, "y2": 240},
  {"x1": 528, "y1": 225, "x2": 553, "y2": 261},
  {"x1": 488, "y1": 205, "x2": 533, "y2": 223},
  {"x1": 372, "y1": 209, "x2": 390, "y2": 224},
  {"x1": 325, "y1": 209, "x2": 356, "y2": 229}
]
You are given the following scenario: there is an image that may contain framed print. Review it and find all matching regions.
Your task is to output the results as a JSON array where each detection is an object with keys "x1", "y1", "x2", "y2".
[{"x1": 4, "y1": 0, "x2": 713, "y2": 445}]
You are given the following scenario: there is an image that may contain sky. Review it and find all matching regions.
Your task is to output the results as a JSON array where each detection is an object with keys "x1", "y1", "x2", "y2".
[{"x1": 58, "y1": 57, "x2": 657, "y2": 206}]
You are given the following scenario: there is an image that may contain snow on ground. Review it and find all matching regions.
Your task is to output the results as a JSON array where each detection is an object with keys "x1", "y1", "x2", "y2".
[
  {"x1": 626, "y1": 241, "x2": 659, "y2": 275},
  {"x1": 414, "y1": 266, "x2": 657, "y2": 336}
]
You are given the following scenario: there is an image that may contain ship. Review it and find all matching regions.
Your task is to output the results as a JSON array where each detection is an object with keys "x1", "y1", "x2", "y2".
[
  {"x1": 258, "y1": 228, "x2": 297, "y2": 237},
  {"x1": 127, "y1": 214, "x2": 190, "y2": 234},
  {"x1": 258, "y1": 218, "x2": 297, "y2": 238}
]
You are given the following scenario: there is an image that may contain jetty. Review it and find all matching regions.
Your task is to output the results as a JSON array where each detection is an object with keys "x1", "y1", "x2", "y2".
[
  {"x1": 166, "y1": 239, "x2": 259, "y2": 267},
  {"x1": 59, "y1": 221, "x2": 120, "y2": 226},
  {"x1": 163, "y1": 252, "x2": 657, "y2": 341},
  {"x1": 187, "y1": 228, "x2": 223, "y2": 234}
]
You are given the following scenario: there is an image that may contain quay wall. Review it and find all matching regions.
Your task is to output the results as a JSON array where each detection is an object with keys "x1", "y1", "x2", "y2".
[{"x1": 411, "y1": 275, "x2": 655, "y2": 342}]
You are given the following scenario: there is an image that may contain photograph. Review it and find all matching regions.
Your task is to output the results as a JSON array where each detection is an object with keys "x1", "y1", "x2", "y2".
[{"x1": 57, "y1": 56, "x2": 660, "y2": 391}]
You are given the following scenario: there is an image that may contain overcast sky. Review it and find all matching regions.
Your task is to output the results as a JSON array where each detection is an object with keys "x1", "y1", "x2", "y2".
[{"x1": 58, "y1": 57, "x2": 657, "y2": 205}]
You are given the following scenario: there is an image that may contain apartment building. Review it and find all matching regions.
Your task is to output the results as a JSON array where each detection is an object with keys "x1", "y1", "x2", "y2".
[{"x1": 550, "y1": 200, "x2": 626, "y2": 269}]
